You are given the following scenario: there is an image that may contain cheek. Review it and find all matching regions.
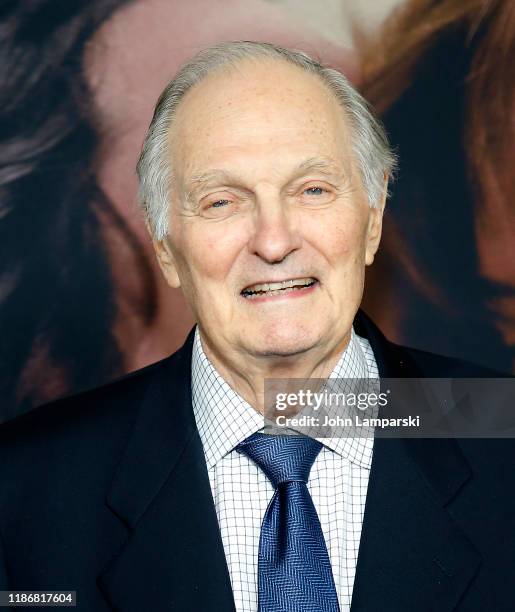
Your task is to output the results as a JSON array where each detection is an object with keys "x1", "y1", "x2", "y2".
[
  {"x1": 310, "y1": 213, "x2": 367, "y2": 267},
  {"x1": 181, "y1": 220, "x2": 248, "y2": 285}
]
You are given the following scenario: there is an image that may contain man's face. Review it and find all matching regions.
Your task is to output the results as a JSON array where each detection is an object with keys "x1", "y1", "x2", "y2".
[{"x1": 155, "y1": 59, "x2": 384, "y2": 360}]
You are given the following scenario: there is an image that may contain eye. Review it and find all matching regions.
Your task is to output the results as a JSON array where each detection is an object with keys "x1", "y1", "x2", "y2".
[
  {"x1": 298, "y1": 184, "x2": 334, "y2": 205},
  {"x1": 200, "y1": 194, "x2": 240, "y2": 219},
  {"x1": 303, "y1": 186, "x2": 327, "y2": 196},
  {"x1": 209, "y1": 199, "x2": 230, "y2": 208}
]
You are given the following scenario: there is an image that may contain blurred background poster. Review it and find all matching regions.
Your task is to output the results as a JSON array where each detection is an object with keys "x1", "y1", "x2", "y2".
[{"x1": 1, "y1": 0, "x2": 513, "y2": 420}]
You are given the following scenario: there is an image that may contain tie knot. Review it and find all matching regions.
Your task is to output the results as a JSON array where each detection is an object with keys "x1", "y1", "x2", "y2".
[{"x1": 236, "y1": 432, "x2": 322, "y2": 488}]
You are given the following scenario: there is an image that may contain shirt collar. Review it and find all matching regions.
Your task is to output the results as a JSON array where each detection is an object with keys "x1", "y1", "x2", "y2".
[{"x1": 191, "y1": 326, "x2": 377, "y2": 471}]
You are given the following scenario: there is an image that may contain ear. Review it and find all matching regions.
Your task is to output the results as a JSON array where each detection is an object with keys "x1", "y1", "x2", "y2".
[
  {"x1": 365, "y1": 174, "x2": 388, "y2": 266},
  {"x1": 146, "y1": 221, "x2": 181, "y2": 289}
]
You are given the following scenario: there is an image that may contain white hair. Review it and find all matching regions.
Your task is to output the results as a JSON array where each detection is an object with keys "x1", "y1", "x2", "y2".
[{"x1": 137, "y1": 41, "x2": 397, "y2": 241}]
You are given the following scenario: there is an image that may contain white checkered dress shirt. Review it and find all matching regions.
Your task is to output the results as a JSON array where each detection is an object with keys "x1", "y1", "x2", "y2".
[{"x1": 191, "y1": 326, "x2": 379, "y2": 611}]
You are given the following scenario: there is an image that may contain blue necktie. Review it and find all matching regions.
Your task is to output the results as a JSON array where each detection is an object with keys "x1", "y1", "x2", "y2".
[{"x1": 236, "y1": 432, "x2": 340, "y2": 612}]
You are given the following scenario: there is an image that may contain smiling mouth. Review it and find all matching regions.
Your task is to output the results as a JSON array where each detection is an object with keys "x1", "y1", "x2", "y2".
[{"x1": 241, "y1": 277, "x2": 318, "y2": 299}]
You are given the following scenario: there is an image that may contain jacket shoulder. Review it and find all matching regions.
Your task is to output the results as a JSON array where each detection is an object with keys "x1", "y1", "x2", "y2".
[
  {"x1": 354, "y1": 309, "x2": 504, "y2": 377},
  {"x1": 0, "y1": 354, "x2": 174, "y2": 451},
  {"x1": 393, "y1": 343, "x2": 505, "y2": 378}
]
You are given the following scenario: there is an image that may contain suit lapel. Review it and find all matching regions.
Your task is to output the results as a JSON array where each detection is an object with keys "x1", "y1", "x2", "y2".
[
  {"x1": 350, "y1": 311, "x2": 481, "y2": 610},
  {"x1": 97, "y1": 327, "x2": 235, "y2": 612}
]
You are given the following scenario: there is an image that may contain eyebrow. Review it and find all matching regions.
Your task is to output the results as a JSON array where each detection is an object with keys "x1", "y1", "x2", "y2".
[
  {"x1": 293, "y1": 156, "x2": 346, "y2": 177},
  {"x1": 184, "y1": 156, "x2": 347, "y2": 201},
  {"x1": 187, "y1": 169, "x2": 241, "y2": 195}
]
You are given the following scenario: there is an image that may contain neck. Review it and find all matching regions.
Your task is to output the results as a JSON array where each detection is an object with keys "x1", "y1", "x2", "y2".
[{"x1": 198, "y1": 329, "x2": 353, "y2": 415}]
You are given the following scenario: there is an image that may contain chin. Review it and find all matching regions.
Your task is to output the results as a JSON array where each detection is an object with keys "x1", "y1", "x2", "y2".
[{"x1": 251, "y1": 323, "x2": 321, "y2": 357}]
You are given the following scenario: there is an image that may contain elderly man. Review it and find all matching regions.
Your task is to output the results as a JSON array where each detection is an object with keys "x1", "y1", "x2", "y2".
[{"x1": 0, "y1": 41, "x2": 513, "y2": 612}]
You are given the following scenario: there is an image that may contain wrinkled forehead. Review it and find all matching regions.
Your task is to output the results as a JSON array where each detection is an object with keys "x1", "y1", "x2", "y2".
[{"x1": 168, "y1": 58, "x2": 354, "y2": 181}]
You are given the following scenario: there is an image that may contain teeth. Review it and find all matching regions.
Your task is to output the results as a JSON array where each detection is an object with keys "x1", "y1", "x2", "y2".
[{"x1": 243, "y1": 277, "x2": 316, "y2": 295}]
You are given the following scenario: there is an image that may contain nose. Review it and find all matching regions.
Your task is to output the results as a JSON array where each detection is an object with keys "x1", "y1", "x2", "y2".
[{"x1": 247, "y1": 198, "x2": 302, "y2": 264}]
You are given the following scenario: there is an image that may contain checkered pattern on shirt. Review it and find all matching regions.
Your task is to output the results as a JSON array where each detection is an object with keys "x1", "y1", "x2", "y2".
[{"x1": 191, "y1": 326, "x2": 379, "y2": 612}]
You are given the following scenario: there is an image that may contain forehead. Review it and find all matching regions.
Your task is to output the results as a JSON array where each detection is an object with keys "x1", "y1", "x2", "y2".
[{"x1": 169, "y1": 58, "x2": 352, "y2": 179}]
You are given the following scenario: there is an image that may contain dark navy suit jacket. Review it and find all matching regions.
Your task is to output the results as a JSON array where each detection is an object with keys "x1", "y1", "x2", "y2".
[{"x1": 0, "y1": 310, "x2": 514, "y2": 611}]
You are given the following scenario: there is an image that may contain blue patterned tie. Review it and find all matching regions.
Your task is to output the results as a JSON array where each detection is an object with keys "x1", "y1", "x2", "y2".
[{"x1": 236, "y1": 432, "x2": 340, "y2": 611}]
